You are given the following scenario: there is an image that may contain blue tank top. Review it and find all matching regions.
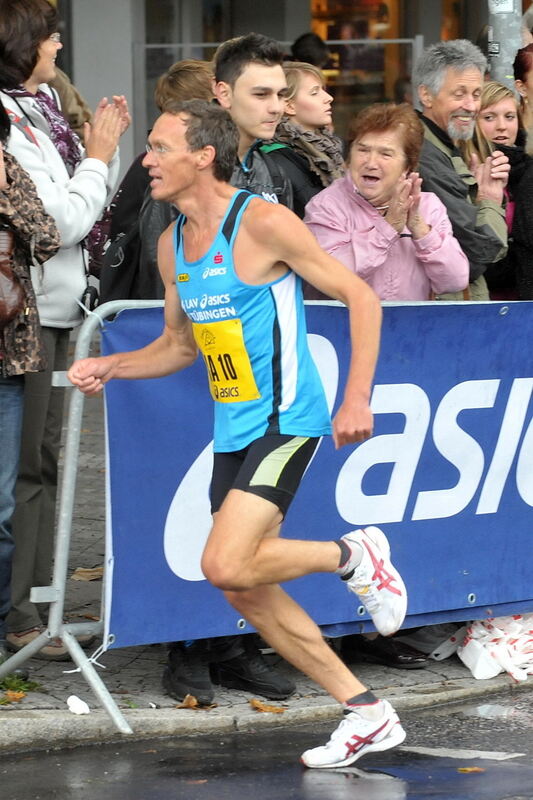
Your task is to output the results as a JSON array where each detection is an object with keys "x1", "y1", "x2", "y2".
[{"x1": 175, "y1": 190, "x2": 331, "y2": 452}]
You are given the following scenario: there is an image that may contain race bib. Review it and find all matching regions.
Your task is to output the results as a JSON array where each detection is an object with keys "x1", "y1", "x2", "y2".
[{"x1": 192, "y1": 319, "x2": 260, "y2": 403}]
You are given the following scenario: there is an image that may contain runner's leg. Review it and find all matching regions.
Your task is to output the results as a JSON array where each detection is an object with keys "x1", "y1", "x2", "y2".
[
  {"x1": 201, "y1": 488, "x2": 340, "y2": 591},
  {"x1": 224, "y1": 580, "x2": 367, "y2": 702},
  {"x1": 204, "y1": 489, "x2": 366, "y2": 701}
]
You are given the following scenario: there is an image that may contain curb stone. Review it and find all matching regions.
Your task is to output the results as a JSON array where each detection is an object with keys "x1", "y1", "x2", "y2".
[{"x1": 0, "y1": 672, "x2": 530, "y2": 754}]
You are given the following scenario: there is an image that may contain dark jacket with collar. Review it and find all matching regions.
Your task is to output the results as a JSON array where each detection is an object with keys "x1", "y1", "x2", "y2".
[
  {"x1": 417, "y1": 114, "x2": 508, "y2": 282},
  {"x1": 99, "y1": 154, "x2": 172, "y2": 303},
  {"x1": 230, "y1": 140, "x2": 293, "y2": 209}
]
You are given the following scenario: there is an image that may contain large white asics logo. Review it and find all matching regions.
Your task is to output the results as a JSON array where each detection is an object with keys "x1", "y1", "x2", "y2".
[{"x1": 336, "y1": 377, "x2": 533, "y2": 525}]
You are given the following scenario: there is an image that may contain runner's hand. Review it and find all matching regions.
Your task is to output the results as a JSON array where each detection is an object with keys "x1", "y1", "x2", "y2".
[
  {"x1": 68, "y1": 356, "x2": 116, "y2": 396},
  {"x1": 332, "y1": 400, "x2": 373, "y2": 448}
]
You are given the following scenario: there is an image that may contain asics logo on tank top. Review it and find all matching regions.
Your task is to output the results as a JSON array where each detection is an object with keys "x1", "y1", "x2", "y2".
[
  {"x1": 203, "y1": 266, "x2": 227, "y2": 278},
  {"x1": 202, "y1": 252, "x2": 226, "y2": 279}
]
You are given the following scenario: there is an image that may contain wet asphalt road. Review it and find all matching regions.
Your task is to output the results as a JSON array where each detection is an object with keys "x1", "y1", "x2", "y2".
[{"x1": 3, "y1": 691, "x2": 533, "y2": 799}]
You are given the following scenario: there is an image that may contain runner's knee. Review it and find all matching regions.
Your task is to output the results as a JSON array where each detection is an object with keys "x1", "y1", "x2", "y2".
[{"x1": 201, "y1": 551, "x2": 250, "y2": 591}]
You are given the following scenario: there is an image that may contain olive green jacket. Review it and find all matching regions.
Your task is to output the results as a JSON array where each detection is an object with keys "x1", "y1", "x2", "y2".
[{"x1": 418, "y1": 116, "x2": 508, "y2": 285}]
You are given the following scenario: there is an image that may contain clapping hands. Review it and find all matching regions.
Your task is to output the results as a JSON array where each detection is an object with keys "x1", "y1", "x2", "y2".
[
  {"x1": 384, "y1": 172, "x2": 430, "y2": 239},
  {"x1": 470, "y1": 150, "x2": 510, "y2": 204},
  {"x1": 83, "y1": 96, "x2": 131, "y2": 165},
  {"x1": 93, "y1": 95, "x2": 131, "y2": 135}
]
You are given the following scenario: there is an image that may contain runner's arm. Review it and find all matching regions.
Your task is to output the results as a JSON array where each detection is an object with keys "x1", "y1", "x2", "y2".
[
  {"x1": 249, "y1": 203, "x2": 382, "y2": 448},
  {"x1": 68, "y1": 223, "x2": 198, "y2": 395}
]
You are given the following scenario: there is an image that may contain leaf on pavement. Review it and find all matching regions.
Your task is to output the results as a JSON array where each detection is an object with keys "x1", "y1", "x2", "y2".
[
  {"x1": 457, "y1": 766, "x2": 485, "y2": 773},
  {"x1": 5, "y1": 690, "x2": 26, "y2": 702},
  {"x1": 70, "y1": 566, "x2": 104, "y2": 581},
  {"x1": 176, "y1": 694, "x2": 217, "y2": 710},
  {"x1": 250, "y1": 698, "x2": 285, "y2": 714}
]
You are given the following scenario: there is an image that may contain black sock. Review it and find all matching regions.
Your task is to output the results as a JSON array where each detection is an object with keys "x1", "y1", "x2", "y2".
[
  {"x1": 343, "y1": 689, "x2": 379, "y2": 713},
  {"x1": 335, "y1": 539, "x2": 352, "y2": 573}
]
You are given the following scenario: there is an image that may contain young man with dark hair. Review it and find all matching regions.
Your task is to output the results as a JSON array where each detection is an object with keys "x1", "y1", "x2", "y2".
[
  {"x1": 68, "y1": 100, "x2": 408, "y2": 769},
  {"x1": 213, "y1": 33, "x2": 294, "y2": 208}
]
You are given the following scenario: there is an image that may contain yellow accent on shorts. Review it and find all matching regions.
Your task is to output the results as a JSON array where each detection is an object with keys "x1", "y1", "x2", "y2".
[{"x1": 249, "y1": 436, "x2": 310, "y2": 488}]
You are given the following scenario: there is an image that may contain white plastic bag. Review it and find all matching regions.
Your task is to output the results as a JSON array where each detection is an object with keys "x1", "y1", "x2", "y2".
[
  {"x1": 430, "y1": 624, "x2": 469, "y2": 661},
  {"x1": 457, "y1": 614, "x2": 533, "y2": 681}
]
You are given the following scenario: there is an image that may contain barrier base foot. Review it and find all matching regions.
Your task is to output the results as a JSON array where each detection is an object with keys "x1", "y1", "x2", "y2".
[{"x1": 0, "y1": 624, "x2": 133, "y2": 736}]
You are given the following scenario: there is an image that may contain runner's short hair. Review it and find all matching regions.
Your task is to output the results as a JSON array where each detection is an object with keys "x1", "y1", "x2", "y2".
[{"x1": 164, "y1": 99, "x2": 238, "y2": 182}]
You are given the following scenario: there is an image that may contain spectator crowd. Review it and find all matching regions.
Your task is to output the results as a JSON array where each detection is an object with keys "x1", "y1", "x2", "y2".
[{"x1": 1, "y1": 0, "x2": 531, "y2": 715}]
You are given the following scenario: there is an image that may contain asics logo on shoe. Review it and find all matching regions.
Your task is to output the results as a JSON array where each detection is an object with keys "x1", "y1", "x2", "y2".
[
  {"x1": 364, "y1": 539, "x2": 403, "y2": 596},
  {"x1": 344, "y1": 718, "x2": 390, "y2": 758}
]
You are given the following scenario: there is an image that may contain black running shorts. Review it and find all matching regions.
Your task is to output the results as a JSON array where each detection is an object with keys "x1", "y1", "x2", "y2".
[{"x1": 210, "y1": 434, "x2": 321, "y2": 517}]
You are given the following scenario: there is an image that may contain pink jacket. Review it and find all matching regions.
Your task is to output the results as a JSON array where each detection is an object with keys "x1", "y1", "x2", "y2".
[{"x1": 304, "y1": 174, "x2": 469, "y2": 300}]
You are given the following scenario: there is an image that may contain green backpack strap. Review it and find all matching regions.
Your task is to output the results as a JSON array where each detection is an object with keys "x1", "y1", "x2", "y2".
[{"x1": 260, "y1": 142, "x2": 289, "y2": 154}]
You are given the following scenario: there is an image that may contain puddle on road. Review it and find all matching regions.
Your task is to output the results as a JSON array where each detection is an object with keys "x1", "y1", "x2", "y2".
[{"x1": 461, "y1": 702, "x2": 533, "y2": 725}]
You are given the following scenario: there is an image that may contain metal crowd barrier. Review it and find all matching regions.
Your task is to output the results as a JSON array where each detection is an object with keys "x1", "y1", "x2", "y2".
[{"x1": 0, "y1": 301, "x2": 164, "y2": 734}]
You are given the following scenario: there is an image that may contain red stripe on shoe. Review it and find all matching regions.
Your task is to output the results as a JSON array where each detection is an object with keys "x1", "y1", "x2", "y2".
[
  {"x1": 363, "y1": 540, "x2": 402, "y2": 596},
  {"x1": 343, "y1": 718, "x2": 390, "y2": 758}
]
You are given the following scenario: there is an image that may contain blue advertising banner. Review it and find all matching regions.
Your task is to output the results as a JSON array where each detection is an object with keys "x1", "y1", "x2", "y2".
[{"x1": 101, "y1": 302, "x2": 533, "y2": 649}]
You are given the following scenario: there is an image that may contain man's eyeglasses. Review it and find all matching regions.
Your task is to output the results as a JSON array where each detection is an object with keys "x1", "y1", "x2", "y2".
[
  {"x1": 49, "y1": 32, "x2": 61, "y2": 42},
  {"x1": 145, "y1": 143, "x2": 172, "y2": 155}
]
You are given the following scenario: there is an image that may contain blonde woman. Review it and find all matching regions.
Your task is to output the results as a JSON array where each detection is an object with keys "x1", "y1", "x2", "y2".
[
  {"x1": 263, "y1": 61, "x2": 345, "y2": 218},
  {"x1": 462, "y1": 81, "x2": 533, "y2": 299}
]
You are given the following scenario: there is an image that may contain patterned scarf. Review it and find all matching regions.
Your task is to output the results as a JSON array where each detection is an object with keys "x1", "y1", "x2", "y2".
[
  {"x1": 274, "y1": 118, "x2": 345, "y2": 187},
  {"x1": 4, "y1": 85, "x2": 82, "y2": 176}
]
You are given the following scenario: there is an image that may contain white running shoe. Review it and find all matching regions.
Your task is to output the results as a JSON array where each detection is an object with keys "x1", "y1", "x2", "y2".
[
  {"x1": 340, "y1": 527, "x2": 407, "y2": 637},
  {"x1": 301, "y1": 700, "x2": 406, "y2": 769}
]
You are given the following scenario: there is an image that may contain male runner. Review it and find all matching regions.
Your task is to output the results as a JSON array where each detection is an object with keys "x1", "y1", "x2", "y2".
[{"x1": 68, "y1": 100, "x2": 407, "y2": 769}]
